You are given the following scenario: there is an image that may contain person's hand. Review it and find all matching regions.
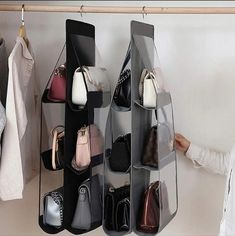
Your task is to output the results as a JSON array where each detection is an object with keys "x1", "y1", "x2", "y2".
[{"x1": 175, "y1": 133, "x2": 191, "y2": 154}]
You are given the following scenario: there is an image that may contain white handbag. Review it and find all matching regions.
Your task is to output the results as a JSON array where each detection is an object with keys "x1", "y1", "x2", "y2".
[
  {"x1": 72, "y1": 66, "x2": 109, "y2": 107},
  {"x1": 139, "y1": 69, "x2": 160, "y2": 108}
]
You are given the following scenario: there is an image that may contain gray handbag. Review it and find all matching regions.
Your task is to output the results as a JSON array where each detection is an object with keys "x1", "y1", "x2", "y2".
[
  {"x1": 71, "y1": 174, "x2": 102, "y2": 230},
  {"x1": 43, "y1": 187, "x2": 63, "y2": 228}
]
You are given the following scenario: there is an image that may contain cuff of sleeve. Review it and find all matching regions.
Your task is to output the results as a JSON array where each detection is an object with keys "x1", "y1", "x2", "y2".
[
  {"x1": 0, "y1": 188, "x2": 23, "y2": 201},
  {"x1": 185, "y1": 143, "x2": 202, "y2": 168}
]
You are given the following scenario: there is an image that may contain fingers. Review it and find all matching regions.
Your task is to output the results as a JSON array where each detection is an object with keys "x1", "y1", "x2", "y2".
[
  {"x1": 174, "y1": 133, "x2": 190, "y2": 154},
  {"x1": 175, "y1": 133, "x2": 185, "y2": 141}
]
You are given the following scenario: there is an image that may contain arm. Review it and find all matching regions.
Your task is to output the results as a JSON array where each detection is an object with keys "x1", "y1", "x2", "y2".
[{"x1": 175, "y1": 133, "x2": 231, "y2": 175}]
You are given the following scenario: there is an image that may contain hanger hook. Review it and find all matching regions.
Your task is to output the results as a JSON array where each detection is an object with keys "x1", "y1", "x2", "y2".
[
  {"x1": 80, "y1": 5, "x2": 84, "y2": 18},
  {"x1": 142, "y1": 6, "x2": 147, "y2": 19},
  {"x1": 21, "y1": 4, "x2": 25, "y2": 26}
]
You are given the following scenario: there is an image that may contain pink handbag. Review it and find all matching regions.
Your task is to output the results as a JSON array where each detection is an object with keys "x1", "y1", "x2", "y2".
[
  {"x1": 89, "y1": 124, "x2": 103, "y2": 157},
  {"x1": 71, "y1": 124, "x2": 103, "y2": 171},
  {"x1": 48, "y1": 64, "x2": 66, "y2": 102}
]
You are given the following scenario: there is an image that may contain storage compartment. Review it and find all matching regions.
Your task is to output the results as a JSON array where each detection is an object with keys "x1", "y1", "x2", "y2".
[{"x1": 103, "y1": 21, "x2": 178, "y2": 236}]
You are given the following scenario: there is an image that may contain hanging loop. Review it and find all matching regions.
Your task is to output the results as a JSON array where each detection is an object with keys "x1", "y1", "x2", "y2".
[
  {"x1": 80, "y1": 5, "x2": 84, "y2": 18},
  {"x1": 21, "y1": 4, "x2": 25, "y2": 26},
  {"x1": 142, "y1": 6, "x2": 147, "y2": 19}
]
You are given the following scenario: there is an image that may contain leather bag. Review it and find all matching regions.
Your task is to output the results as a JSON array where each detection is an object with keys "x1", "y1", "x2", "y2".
[
  {"x1": 48, "y1": 64, "x2": 66, "y2": 102},
  {"x1": 109, "y1": 133, "x2": 131, "y2": 173},
  {"x1": 104, "y1": 185, "x2": 130, "y2": 232},
  {"x1": 71, "y1": 174, "x2": 102, "y2": 230},
  {"x1": 137, "y1": 181, "x2": 171, "y2": 234},
  {"x1": 71, "y1": 124, "x2": 103, "y2": 171},
  {"x1": 142, "y1": 126, "x2": 158, "y2": 168},
  {"x1": 142, "y1": 110, "x2": 173, "y2": 168},
  {"x1": 43, "y1": 187, "x2": 63, "y2": 228},
  {"x1": 137, "y1": 181, "x2": 160, "y2": 234},
  {"x1": 113, "y1": 45, "x2": 131, "y2": 111}
]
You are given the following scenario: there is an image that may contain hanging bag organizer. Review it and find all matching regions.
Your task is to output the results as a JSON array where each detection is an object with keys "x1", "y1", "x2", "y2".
[
  {"x1": 38, "y1": 20, "x2": 177, "y2": 236},
  {"x1": 39, "y1": 19, "x2": 111, "y2": 235},
  {"x1": 104, "y1": 21, "x2": 178, "y2": 236}
]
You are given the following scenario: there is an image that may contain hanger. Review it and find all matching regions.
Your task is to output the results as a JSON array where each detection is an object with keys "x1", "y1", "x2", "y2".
[{"x1": 18, "y1": 4, "x2": 28, "y2": 46}]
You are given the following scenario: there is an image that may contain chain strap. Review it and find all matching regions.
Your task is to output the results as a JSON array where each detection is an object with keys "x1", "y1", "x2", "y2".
[
  {"x1": 117, "y1": 69, "x2": 131, "y2": 86},
  {"x1": 51, "y1": 191, "x2": 64, "y2": 225}
]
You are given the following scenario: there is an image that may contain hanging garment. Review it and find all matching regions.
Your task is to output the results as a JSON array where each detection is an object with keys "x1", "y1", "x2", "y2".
[
  {"x1": 0, "y1": 38, "x2": 8, "y2": 107},
  {"x1": 0, "y1": 102, "x2": 6, "y2": 157},
  {"x1": 185, "y1": 143, "x2": 235, "y2": 236},
  {"x1": 0, "y1": 36, "x2": 39, "y2": 201}
]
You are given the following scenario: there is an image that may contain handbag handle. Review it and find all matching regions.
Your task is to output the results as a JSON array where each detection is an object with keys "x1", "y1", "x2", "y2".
[
  {"x1": 51, "y1": 128, "x2": 58, "y2": 170},
  {"x1": 51, "y1": 125, "x2": 65, "y2": 170},
  {"x1": 139, "y1": 68, "x2": 160, "y2": 99}
]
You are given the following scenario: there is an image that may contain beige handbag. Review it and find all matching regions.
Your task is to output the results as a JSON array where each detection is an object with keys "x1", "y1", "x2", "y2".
[
  {"x1": 51, "y1": 126, "x2": 65, "y2": 170},
  {"x1": 71, "y1": 124, "x2": 103, "y2": 171}
]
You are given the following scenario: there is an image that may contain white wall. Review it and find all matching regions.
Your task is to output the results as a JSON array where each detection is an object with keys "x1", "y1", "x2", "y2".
[{"x1": 1, "y1": 1, "x2": 235, "y2": 235}]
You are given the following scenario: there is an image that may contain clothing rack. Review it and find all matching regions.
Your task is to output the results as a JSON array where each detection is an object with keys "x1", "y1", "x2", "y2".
[{"x1": 1, "y1": 4, "x2": 235, "y2": 14}]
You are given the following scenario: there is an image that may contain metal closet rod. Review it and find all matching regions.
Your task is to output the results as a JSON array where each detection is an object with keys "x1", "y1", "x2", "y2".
[{"x1": 1, "y1": 4, "x2": 235, "y2": 14}]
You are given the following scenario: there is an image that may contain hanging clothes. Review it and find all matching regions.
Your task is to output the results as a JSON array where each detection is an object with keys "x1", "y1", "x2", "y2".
[
  {"x1": 0, "y1": 100, "x2": 6, "y2": 151},
  {"x1": 0, "y1": 36, "x2": 39, "y2": 201},
  {"x1": 0, "y1": 101, "x2": 6, "y2": 157},
  {"x1": 0, "y1": 38, "x2": 8, "y2": 107}
]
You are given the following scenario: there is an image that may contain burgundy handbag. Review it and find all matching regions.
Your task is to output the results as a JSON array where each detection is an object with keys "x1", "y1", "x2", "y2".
[
  {"x1": 138, "y1": 181, "x2": 160, "y2": 234},
  {"x1": 48, "y1": 64, "x2": 66, "y2": 102},
  {"x1": 137, "y1": 181, "x2": 171, "y2": 234}
]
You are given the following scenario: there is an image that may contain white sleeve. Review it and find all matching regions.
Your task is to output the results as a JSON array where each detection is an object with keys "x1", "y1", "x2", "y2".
[
  {"x1": 185, "y1": 143, "x2": 231, "y2": 175},
  {"x1": 0, "y1": 58, "x2": 23, "y2": 200}
]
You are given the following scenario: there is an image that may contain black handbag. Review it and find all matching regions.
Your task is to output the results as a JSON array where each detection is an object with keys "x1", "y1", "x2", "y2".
[
  {"x1": 109, "y1": 133, "x2": 131, "y2": 173},
  {"x1": 113, "y1": 45, "x2": 131, "y2": 110},
  {"x1": 104, "y1": 185, "x2": 130, "y2": 232}
]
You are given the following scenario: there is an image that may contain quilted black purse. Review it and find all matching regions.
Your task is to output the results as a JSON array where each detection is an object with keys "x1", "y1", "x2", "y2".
[{"x1": 113, "y1": 45, "x2": 131, "y2": 110}]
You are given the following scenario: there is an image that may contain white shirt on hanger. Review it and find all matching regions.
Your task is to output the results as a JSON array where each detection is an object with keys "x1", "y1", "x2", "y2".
[
  {"x1": 186, "y1": 143, "x2": 234, "y2": 236},
  {"x1": 0, "y1": 36, "x2": 39, "y2": 201}
]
